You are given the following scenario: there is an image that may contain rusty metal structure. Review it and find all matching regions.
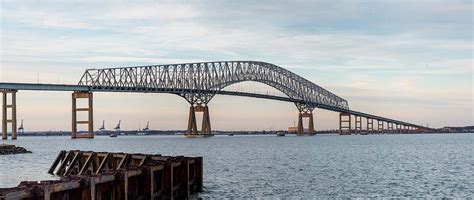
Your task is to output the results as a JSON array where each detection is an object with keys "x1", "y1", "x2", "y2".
[
  {"x1": 0, "y1": 61, "x2": 430, "y2": 139},
  {"x1": 0, "y1": 150, "x2": 203, "y2": 199}
]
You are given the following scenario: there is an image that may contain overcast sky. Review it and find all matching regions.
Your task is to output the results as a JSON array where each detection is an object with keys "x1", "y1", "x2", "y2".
[{"x1": 0, "y1": 0, "x2": 472, "y2": 131}]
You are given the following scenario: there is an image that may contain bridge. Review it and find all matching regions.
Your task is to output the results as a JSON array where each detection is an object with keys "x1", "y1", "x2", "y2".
[{"x1": 0, "y1": 61, "x2": 429, "y2": 139}]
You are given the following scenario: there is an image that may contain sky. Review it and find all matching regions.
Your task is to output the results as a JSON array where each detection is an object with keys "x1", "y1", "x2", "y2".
[{"x1": 0, "y1": 0, "x2": 472, "y2": 131}]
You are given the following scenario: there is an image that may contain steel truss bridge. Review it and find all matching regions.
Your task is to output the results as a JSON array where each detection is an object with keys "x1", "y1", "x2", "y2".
[{"x1": 0, "y1": 61, "x2": 429, "y2": 139}]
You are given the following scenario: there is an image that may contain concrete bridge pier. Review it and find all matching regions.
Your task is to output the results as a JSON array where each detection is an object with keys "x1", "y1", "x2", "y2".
[
  {"x1": 71, "y1": 92, "x2": 94, "y2": 139},
  {"x1": 377, "y1": 120, "x2": 384, "y2": 134},
  {"x1": 354, "y1": 115, "x2": 362, "y2": 134},
  {"x1": 388, "y1": 122, "x2": 394, "y2": 134},
  {"x1": 1, "y1": 89, "x2": 17, "y2": 140},
  {"x1": 296, "y1": 111, "x2": 315, "y2": 136},
  {"x1": 339, "y1": 112, "x2": 351, "y2": 135},
  {"x1": 366, "y1": 118, "x2": 374, "y2": 134},
  {"x1": 185, "y1": 104, "x2": 213, "y2": 138}
]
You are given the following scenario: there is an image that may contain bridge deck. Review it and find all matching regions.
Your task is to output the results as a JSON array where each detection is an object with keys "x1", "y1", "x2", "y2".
[{"x1": 0, "y1": 82, "x2": 425, "y2": 129}]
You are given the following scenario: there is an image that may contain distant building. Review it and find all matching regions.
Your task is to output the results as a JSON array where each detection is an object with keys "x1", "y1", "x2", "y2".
[
  {"x1": 288, "y1": 127, "x2": 309, "y2": 133},
  {"x1": 288, "y1": 127, "x2": 297, "y2": 133}
]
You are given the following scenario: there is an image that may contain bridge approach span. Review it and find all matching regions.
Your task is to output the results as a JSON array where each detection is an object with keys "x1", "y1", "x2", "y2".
[{"x1": 0, "y1": 82, "x2": 425, "y2": 129}]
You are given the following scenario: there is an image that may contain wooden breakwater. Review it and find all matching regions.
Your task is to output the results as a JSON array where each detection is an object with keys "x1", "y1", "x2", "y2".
[{"x1": 0, "y1": 150, "x2": 203, "y2": 200}]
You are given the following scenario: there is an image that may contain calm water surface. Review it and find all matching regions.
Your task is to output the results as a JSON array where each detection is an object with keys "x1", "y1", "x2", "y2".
[{"x1": 0, "y1": 134, "x2": 473, "y2": 198}]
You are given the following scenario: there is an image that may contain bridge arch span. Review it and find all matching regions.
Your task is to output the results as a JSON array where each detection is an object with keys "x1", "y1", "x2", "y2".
[{"x1": 79, "y1": 61, "x2": 349, "y2": 111}]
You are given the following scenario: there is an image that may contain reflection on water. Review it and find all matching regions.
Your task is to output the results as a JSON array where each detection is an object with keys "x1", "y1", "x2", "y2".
[{"x1": 0, "y1": 134, "x2": 473, "y2": 198}]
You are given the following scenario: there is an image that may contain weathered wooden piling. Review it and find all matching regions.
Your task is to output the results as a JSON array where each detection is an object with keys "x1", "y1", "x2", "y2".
[{"x1": 0, "y1": 150, "x2": 203, "y2": 200}]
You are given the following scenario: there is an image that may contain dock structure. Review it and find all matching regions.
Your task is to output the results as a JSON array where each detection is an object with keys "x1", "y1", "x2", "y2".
[{"x1": 0, "y1": 150, "x2": 203, "y2": 200}]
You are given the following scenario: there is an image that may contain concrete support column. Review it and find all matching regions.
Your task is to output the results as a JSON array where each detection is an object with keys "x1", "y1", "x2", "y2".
[
  {"x1": 72, "y1": 94, "x2": 77, "y2": 138},
  {"x1": 201, "y1": 105, "x2": 211, "y2": 135},
  {"x1": 378, "y1": 120, "x2": 384, "y2": 134},
  {"x1": 296, "y1": 111, "x2": 315, "y2": 136},
  {"x1": 185, "y1": 105, "x2": 213, "y2": 138},
  {"x1": 88, "y1": 93, "x2": 94, "y2": 137},
  {"x1": 308, "y1": 112, "x2": 315, "y2": 135},
  {"x1": 2, "y1": 92, "x2": 7, "y2": 140},
  {"x1": 187, "y1": 105, "x2": 197, "y2": 135},
  {"x1": 2, "y1": 90, "x2": 17, "y2": 140},
  {"x1": 339, "y1": 112, "x2": 351, "y2": 135},
  {"x1": 388, "y1": 122, "x2": 393, "y2": 133},
  {"x1": 355, "y1": 115, "x2": 362, "y2": 134},
  {"x1": 297, "y1": 112, "x2": 303, "y2": 136},
  {"x1": 367, "y1": 118, "x2": 373, "y2": 133},
  {"x1": 11, "y1": 91, "x2": 17, "y2": 140},
  {"x1": 71, "y1": 92, "x2": 94, "y2": 139}
]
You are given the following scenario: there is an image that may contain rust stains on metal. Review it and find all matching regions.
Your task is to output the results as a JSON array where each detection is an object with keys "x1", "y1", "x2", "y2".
[{"x1": 1, "y1": 150, "x2": 203, "y2": 199}]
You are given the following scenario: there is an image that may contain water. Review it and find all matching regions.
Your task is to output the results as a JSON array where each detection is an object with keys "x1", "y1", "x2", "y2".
[{"x1": 1, "y1": 134, "x2": 473, "y2": 198}]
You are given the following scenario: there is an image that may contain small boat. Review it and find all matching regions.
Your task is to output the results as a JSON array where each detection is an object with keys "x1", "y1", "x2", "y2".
[
  {"x1": 110, "y1": 133, "x2": 118, "y2": 137},
  {"x1": 276, "y1": 132, "x2": 285, "y2": 137},
  {"x1": 228, "y1": 133, "x2": 234, "y2": 136}
]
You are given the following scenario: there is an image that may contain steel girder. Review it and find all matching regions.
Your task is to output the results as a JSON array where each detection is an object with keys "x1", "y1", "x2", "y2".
[{"x1": 78, "y1": 61, "x2": 349, "y2": 109}]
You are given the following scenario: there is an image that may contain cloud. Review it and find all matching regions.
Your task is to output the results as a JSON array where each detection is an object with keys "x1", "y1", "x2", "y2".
[
  {"x1": 0, "y1": 0, "x2": 472, "y2": 129},
  {"x1": 2, "y1": 8, "x2": 97, "y2": 30},
  {"x1": 101, "y1": 3, "x2": 199, "y2": 20}
]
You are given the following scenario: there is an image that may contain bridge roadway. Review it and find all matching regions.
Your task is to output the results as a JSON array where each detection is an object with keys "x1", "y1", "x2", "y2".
[{"x1": 0, "y1": 82, "x2": 425, "y2": 129}]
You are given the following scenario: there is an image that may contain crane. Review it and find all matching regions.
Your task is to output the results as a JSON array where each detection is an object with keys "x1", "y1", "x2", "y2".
[
  {"x1": 142, "y1": 121, "x2": 150, "y2": 131},
  {"x1": 98, "y1": 120, "x2": 105, "y2": 131},
  {"x1": 18, "y1": 119, "x2": 24, "y2": 133},
  {"x1": 114, "y1": 120, "x2": 121, "y2": 131}
]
